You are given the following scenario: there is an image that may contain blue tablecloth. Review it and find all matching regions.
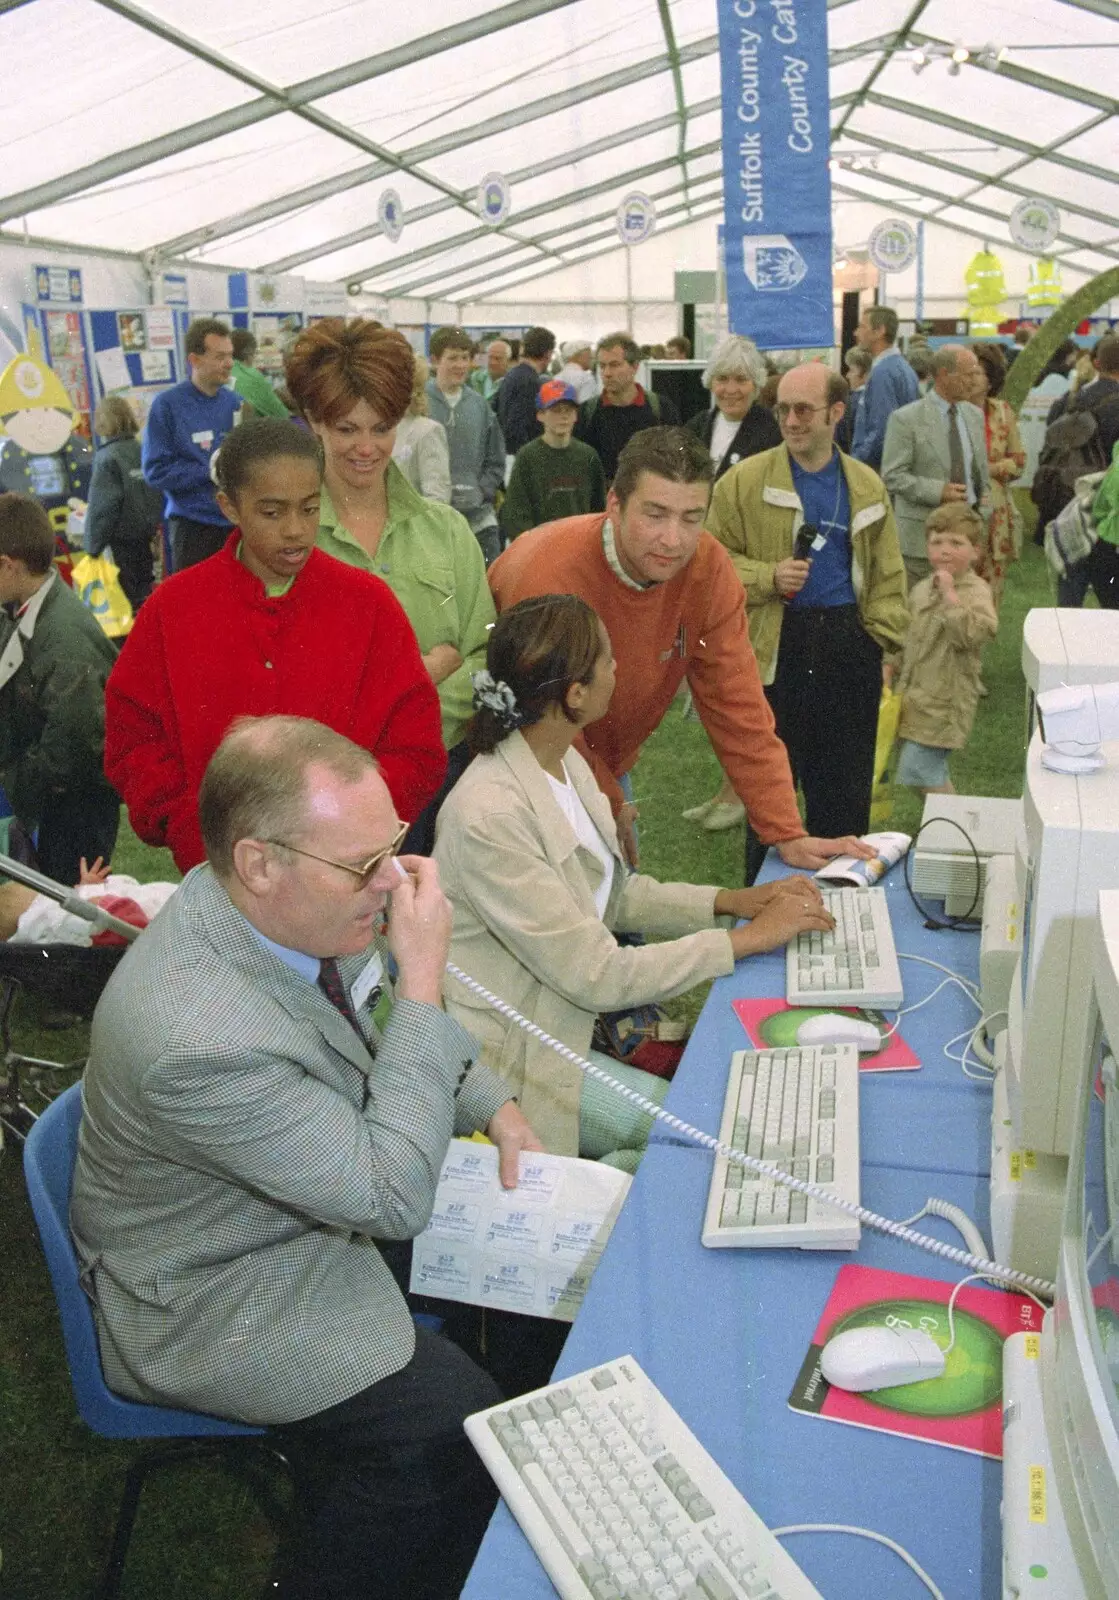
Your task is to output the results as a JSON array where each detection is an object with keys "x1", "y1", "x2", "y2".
[{"x1": 463, "y1": 868, "x2": 1001, "y2": 1599}]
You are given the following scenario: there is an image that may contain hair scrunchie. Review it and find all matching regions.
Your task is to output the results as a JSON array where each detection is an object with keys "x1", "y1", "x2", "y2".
[{"x1": 471, "y1": 669, "x2": 524, "y2": 731}]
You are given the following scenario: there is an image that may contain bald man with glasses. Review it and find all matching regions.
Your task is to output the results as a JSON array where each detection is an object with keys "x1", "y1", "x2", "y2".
[
  {"x1": 71, "y1": 715, "x2": 540, "y2": 1600},
  {"x1": 706, "y1": 362, "x2": 908, "y2": 882}
]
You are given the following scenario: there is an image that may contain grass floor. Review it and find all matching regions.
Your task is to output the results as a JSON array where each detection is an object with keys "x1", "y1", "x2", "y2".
[{"x1": 0, "y1": 532, "x2": 1056, "y2": 1597}]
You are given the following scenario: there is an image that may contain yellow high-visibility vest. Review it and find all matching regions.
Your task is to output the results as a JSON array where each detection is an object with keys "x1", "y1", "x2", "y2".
[
  {"x1": 964, "y1": 249, "x2": 1007, "y2": 338},
  {"x1": 1027, "y1": 257, "x2": 1062, "y2": 309}
]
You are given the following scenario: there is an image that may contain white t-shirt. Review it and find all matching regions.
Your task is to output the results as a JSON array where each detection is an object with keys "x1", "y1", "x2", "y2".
[
  {"x1": 709, "y1": 410, "x2": 739, "y2": 466},
  {"x1": 545, "y1": 762, "x2": 615, "y2": 918},
  {"x1": 557, "y1": 361, "x2": 599, "y2": 404}
]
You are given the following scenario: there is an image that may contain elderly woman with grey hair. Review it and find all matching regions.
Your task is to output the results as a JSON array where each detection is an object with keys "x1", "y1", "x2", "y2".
[
  {"x1": 682, "y1": 335, "x2": 783, "y2": 829},
  {"x1": 684, "y1": 333, "x2": 782, "y2": 482}
]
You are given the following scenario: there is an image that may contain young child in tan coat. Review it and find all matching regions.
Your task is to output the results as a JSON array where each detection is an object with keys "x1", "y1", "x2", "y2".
[{"x1": 894, "y1": 504, "x2": 998, "y2": 796}]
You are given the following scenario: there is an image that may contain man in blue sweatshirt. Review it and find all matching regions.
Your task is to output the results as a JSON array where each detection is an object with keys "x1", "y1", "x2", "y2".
[
  {"x1": 850, "y1": 306, "x2": 918, "y2": 471},
  {"x1": 142, "y1": 318, "x2": 242, "y2": 571}
]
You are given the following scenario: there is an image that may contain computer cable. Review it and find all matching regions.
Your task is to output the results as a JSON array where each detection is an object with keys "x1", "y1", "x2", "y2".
[
  {"x1": 897, "y1": 951, "x2": 979, "y2": 996},
  {"x1": 902, "y1": 816, "x2": 984, "y2": 931},
  {"x1": 943, "y1": 1011, "x2": 1005, "y2": 1080},
  {"x1": 939, "y1": 1273, "x2": 1049, "y2": 1355},
  {"x1": 883, "y1": 954, "x2": 1000, "y2": 1080},
  {"x1": 771, "y1": 1525, "x2": 945, "y2": 1599},
  {"x1": 878, "y1": 972, "x2": 978, "y2": 1045},
  {"x1": 962, "y1": 1018, "x2": 1000, "y2": 1072},
  {"x1": 446, "y1": 961, "x2": 1057, "y2": 1299}
]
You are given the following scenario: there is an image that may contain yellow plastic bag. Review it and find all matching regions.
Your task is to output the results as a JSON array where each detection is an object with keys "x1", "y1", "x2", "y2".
[
  {"x1": 70, "y1": 552, "x2": 133, "y2": 639},
  {"x1": 869, "y1": 685, "x2": 902, "y2": 828}
]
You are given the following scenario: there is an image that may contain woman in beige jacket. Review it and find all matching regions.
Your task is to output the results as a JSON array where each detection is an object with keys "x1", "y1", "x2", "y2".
[{"x1": 433, "y1": 595, "x2": 832, "y2": 1170}]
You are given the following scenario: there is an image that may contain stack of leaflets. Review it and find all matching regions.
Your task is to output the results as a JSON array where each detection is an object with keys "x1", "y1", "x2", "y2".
[{"x1": 815, "y1": 831, "x2": 911, "y2": 890}]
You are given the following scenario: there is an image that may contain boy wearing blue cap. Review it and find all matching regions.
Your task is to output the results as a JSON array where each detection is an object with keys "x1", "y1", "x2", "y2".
[{"x1": 499, "y1": 380, "x2": 606, "y2": 541}]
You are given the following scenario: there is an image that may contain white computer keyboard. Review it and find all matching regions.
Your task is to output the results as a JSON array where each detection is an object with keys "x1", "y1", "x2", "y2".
[
  {"x1": 702, "y1": 1046, "x2": 861, "y2": 1251},
  {"x1": 465, "y1": 1354, "x2": 823, "y2": 1600},
  {"x1": 786, "y1": 886, "x2": 903, "y2": 1009}
]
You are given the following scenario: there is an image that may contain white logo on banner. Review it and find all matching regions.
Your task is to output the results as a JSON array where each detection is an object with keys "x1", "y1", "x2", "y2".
[
  {"x1": 742, "y1": 235, "x2": 808, "y2": 291},
  {"x1": 378, "y1": 189, "x2": 404, "y2": 244},
  {"x1": 478, "y1": 174, "x2": 511, "y2": 227},
  {"x1": 616, "y1": 193, "x2": 656, "y2": 246},
  {"x1": 867, "y1": 219, "x2": 919, "y2": 274},
  {"x1": 1009, "y1": 198, "x2": 1060, "y2": 253}
]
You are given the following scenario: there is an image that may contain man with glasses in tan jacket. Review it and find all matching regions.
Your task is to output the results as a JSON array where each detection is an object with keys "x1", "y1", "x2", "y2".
[{"x1": 706, "y1": 362, "x2": 908, "y2": 882}]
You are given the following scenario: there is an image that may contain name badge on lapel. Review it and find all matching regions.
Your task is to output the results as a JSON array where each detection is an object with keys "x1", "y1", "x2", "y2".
[{"x1": 351, "y1": 952, "x2": 384, "y2": 1013}]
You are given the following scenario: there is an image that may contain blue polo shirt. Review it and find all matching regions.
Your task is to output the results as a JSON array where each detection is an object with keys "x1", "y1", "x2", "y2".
[{"x1": 789, "y1": 450, "x2": 856, "y2": 609}]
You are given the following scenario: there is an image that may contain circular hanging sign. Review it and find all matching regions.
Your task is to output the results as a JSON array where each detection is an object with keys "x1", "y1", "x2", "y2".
[
  {"x1": 1009, "y1": 197, "x2": 1060, "y2": 253},
  {"x1": 867, "y1": 218, "x2": 919, "y2": 274},
  {"x1": 616, "y1": 192, "x2": 657, "y2": 247},
  {"x1": 378, "y1": 188, "x2": 404, "y2": 244},
  {"x1": 478, "y1": 173, "x2": 511, "y2": 227}
]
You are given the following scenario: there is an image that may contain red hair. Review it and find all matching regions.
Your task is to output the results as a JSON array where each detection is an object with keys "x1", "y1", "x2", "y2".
[{"x1": 285, "y1": 319, "x2": 415, "y2": 428}]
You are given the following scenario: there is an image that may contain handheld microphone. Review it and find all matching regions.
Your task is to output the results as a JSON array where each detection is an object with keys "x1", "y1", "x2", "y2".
[{"x1": 793, "y1": 522, "x2": 819, "y2": 563}]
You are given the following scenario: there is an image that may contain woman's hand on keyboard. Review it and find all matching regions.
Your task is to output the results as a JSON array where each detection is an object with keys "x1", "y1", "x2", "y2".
[
  {"x1": 715, "y1": 876, "x2": 822, "y2": 923},
  {"x1": 727, "y1": 891, "x2": 835, "y2": 959}
]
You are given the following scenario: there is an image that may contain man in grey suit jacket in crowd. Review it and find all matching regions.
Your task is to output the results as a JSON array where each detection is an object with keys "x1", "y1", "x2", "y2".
[
  {"x1": 71, "y1": 715, "x2": 540, "y2": 1600},
  {"x1": 881, "y1": 344, "x2": 989, "y2": 587}
]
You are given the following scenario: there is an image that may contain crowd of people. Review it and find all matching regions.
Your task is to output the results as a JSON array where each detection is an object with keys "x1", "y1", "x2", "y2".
[{"x1": 4, "y1": 308, "x2": 1116, "y2": 1599}]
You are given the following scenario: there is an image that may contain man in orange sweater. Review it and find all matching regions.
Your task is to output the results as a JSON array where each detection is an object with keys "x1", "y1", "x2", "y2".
[{"x1": 488, "y1": 427, "x2": 873, "y2": 875}]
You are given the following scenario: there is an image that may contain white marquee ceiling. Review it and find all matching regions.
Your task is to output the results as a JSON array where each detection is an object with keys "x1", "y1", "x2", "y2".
[{"x1": 0, "y1": 0, "x2": 1116, "y2": 302}]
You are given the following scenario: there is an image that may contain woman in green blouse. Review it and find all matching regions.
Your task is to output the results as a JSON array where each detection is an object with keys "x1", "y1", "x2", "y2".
[{"x1": 285, "y1": 319, "x2": 495, "y2": 850}]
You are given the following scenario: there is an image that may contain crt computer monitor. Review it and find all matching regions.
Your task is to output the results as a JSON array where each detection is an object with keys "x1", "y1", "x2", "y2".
[
  {"x1": 1021, "y1": 609, "x2": 1119, "y2": 740},
  {"x1": 1004, "y1": 729, "x2": 1119, "y2": 1157},
  {"x1": 1038, "y1": 888, "x2": 1119, "y2": 1596}
]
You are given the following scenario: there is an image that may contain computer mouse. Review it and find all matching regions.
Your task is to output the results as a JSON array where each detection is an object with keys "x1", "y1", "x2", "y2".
[
  {"x1": 796, "y1": 1015, "x2": 883, "y2": 1053},
  {"x1": 820, "y1": 1325, "x2": 947, "y2": 1392}
]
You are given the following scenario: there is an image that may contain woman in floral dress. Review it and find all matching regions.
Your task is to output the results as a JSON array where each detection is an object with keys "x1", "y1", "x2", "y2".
[{"x1": 971, "y1": 342, "x2": 1026, "y2": 613}]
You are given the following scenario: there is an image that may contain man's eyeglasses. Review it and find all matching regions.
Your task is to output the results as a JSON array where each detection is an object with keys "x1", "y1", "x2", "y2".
[
  {"x1": 266, "y1": 819, "x2": 408, "y2": 890},
  {"x1": 776, "y1": 401, "x2": 830, "y2": 422}
]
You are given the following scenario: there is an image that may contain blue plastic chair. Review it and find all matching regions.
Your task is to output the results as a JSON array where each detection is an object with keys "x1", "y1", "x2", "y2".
[{"x1": 23, "y1": 1083, "x2": 293, "y2": 1598}]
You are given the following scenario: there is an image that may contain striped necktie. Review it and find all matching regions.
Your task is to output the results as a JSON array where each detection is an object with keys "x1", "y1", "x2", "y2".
[{"x1": 318, "y1": 957, "x2": 365, "y2": 1040}]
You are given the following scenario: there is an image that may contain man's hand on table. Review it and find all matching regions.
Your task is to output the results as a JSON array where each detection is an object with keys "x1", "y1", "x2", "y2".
[
  {"x1": 777, "y1": 834, "x2": 875, "y2": 871},
  {"x1": 487, "y1": 1102, "x2": 545, "y2": 1189}
]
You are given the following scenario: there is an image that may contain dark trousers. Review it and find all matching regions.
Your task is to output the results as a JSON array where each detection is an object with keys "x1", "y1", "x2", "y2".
[
  {"x1": 274, "y1": 1329, "x2": 501, "y2": 1600},
  {"x1": 34, "y1": 786, "x2": 120, "y2": 883},
  {"x1": 1057, "y1": 558, "x2": 1092, "y2": 608},
  {"x1": 111, "y1": 540, "x2": 156, "y2": 610},
  {"x1": 168, "y1": 515, "x2": 228, "y2": 572},
  {"x1": 474, "y1": 522, "x2": 502, "y2": 567},
  {"x1": 746, "y1": 604, "x2": 882, "y2": 884},
  {"x1": 1087, "y1": 540, "x2": 1119, "y2": 609}
]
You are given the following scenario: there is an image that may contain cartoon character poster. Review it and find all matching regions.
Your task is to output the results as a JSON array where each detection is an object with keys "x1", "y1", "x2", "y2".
[{"x1": 0, "y1": 354, "x2": 93, "y2": 532}]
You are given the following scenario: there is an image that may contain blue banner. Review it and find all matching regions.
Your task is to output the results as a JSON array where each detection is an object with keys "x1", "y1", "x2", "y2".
[{"x1": 717, "y1": 0, "x2": 834, "y2": 350}]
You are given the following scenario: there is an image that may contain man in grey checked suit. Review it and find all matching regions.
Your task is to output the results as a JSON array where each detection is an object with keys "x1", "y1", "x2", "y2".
[
  {"x1": 881, "y1": 344, "x2": 989, "y2": 588},
  {"x1": 71, "y1": 715, "x2": 541, "y2": 1600}
]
